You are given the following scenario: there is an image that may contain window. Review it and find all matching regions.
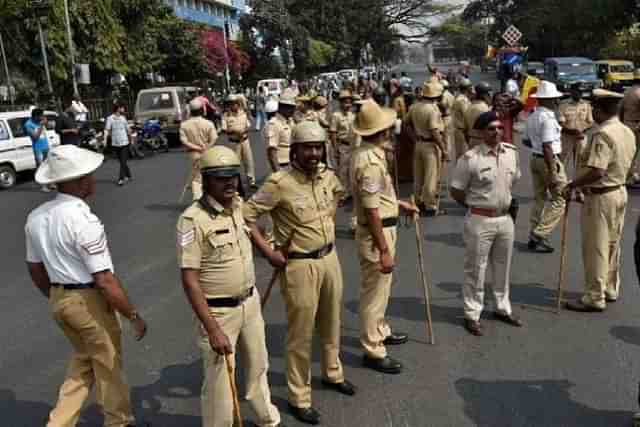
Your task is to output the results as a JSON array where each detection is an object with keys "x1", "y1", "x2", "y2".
[
  {"x1": 0, "y1": 121, "x2": 9, "y2": 140},
  {"x1": 8, "y1": 118, "x2": 27, "y2": 138}
]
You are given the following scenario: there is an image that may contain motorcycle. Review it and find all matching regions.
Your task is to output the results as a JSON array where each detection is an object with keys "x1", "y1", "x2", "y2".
[
  {"x1": 134, "y1": 118, "x2": 169, "y2": 154},
  {"x1": 79, "y1": 127, "x2": 105, "y2": 153}
]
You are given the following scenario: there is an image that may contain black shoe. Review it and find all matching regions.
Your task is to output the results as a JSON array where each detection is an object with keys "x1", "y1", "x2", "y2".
[
  {"x1": 288, "y1": 404, "x2": 320, "y2": 425},
  {"x1": 362, "y1": 355, "x2": 403, "y2": 374},
  {"x1": 117, "y1": 179, "x2": 125, "y2": 186},
  {"x1": 127, "y1": 423, "x2": 151, "y2": 427},
  {"x1": 321, "y1": 379, "x2": 357, "y2": 396},
  {"x1": 528, "y1": 234, "x2": 554, "y2": 253},
  {"x1": 493, "y1": 312, "x2": 523, "y2": 327},
  {"x1": 383, "y1": 332, "x2": 408, "y2": 346},
  {"x1": 527, "y1": 239, "x2": 537, "y2": 250}
]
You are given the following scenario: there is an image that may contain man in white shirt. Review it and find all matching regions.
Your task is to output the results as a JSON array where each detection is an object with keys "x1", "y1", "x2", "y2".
[
  {"x1": 524, "y1": 81, "x2": 568, "y2": 253},
  {"x1": 104, "y1": 103, "x2": 132, "y2": 186},
  {"x1": 25, "y1": 145, "x2": 148, "y2": 427}
]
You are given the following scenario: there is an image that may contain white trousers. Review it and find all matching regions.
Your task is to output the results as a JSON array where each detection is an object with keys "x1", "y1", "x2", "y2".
[{"x1": 463, "y1": 213, "x2": 514, "y2": 321}]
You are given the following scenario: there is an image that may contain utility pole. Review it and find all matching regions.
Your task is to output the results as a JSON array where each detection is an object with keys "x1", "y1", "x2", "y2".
[
  {"x1": 63, "y1": 0, "x2": 79, "y2": 97},
  {"x1": 37, "y1": 17, "x2": 54, "y2": 95},
  {"x1": 222, "y1": 17, "x2": 231, "y2": 94},
  {"x1": 0, "y1": 31, "x2": 14, "y2": 104}
]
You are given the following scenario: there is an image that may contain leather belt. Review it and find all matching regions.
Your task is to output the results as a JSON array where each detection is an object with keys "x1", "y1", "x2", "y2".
[
  {"x1": 279, "y1": 162, "x2": 290, "y2": 167},
  {"x1": 206, "y1": 287, "x2": 254, "y2": 308},
  {"x1": 470, "y1": 207, "x2": 508, "y2": 218},
  {"x1": 382, "y1": 217, "x2": 398, "y2": 227},
  {"x1": 288, "y1": 243, "x2": 334, "y2": 260},
  {"x1": 587, "y1": 185, "x2": 622, "y2": 195},
  {"x1": 51, "y1": 282, "x2": 95, "y2": 290}
]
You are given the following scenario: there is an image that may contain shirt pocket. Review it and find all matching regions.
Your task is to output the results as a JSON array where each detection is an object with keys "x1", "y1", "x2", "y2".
[
  {"x1": 207, "y1": 231, "x2": 236, "y2": 263},
  {"x1": 477, "y1": 167, "x2": 495, "y2": 189}
]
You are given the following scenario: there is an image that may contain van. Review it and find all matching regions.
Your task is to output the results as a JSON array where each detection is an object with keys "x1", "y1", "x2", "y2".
[
  {"x1": 134, "y1": 86, "x2": 190, "y2": 138},
  {"x1": 595, "y1": 60, "x2": 635, "y2": 92},
  {"x1": 0, "y1": 110, "x2": 61, "y2": 189},
  {"x1": 338, "y1": 69, "x2": 358, "y2": 83},
  {"x1": 543, "y1": 57, "x2": 602, "y2": 97},
  {"x1": 256, "y1": 79, "x2": 287, "y2": 99}
]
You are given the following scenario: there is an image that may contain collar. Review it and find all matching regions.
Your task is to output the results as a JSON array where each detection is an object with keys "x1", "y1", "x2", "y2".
[
  {"x1": 56, "y1": 192, "x2": 89, "y2": 208},
  {"x1": 537, "y1": 106, "x2": 554, "y2": 114},
  {"x1": 600, "y1": 116, "x2": 620, "y2": 127},
  {"x1": 480, "y1": 142, "x2": 505, "y2": 156},
  {"x1": 201, "y1": 195, "x2": 238, "y2": 216},
  {"x1": 363, "y1": 141, "x2": 386, "y2": 160},
  {"x1": 291, "y1": 162, "x2": 326, "y2": 182}
]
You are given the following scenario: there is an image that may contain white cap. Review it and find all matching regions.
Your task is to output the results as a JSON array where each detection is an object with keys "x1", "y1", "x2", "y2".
[
  {"x1": 36, "y1": 145, "x2": 104, "y2": 185},
  {"x1": 265, "y1": 99, "x2": 279, "y2": 113},
  {"x1": 189, "y1": 98, "x2": 204, "y2": 111},
  {"x1": 531, "y1": 81, "x2": 564, "y2": 99}
]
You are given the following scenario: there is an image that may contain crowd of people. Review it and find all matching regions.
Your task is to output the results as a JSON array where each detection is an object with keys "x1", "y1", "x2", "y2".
[{"x1": 22, "y1": 63, "x2": 640, "y2": 427}]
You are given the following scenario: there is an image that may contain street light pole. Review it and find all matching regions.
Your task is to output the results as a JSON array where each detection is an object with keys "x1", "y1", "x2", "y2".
[
  {"x1": 222, "y1": 17, "x2": 231, "y2": 94},
  {"x1": 63, "y1": 0, "x2": 79, "y2": 97},
  {"x1": 36, "y1": 17, "x2": 54, "y2": 95},
  {"x1": 0, "y1": 31, "x2": 14, "y2": 104}
]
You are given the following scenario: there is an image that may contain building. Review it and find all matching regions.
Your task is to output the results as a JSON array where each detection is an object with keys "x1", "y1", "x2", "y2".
[{"x1": 163, "y1": 0, "x2": 245, "y2": 40}]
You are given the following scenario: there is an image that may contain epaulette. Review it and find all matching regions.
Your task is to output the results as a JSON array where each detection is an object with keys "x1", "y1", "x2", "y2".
[
  {"x1": 181, "y1": 201, "x2": 204, "y2": 220},
  {"x1": 503, "y1": 143, "x2": 518, "y2": 150}
]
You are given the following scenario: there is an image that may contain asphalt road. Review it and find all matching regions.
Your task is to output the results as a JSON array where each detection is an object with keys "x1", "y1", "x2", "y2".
[{"x1": 2, "y1": 68, "x2": 640, "y2": 427}]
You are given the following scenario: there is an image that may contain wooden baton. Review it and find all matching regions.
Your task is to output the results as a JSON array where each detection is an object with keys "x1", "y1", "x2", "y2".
[
  {"x1": 224, "y1": 353, "x2": 243, "y2": 427},
  {"x1": 556, "y1": 200, "x2": 571, "y2": 313}
]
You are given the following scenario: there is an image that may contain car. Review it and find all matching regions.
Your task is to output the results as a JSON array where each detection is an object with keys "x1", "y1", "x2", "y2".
[
  {"x1": 543, "y1": 57, "x2": 602, "y2": 97},
  {"x1": 0, "y1": 109, "x2": 61, "y2": 189},
  {"x1": 134, "y1": 86, "x2": 190, "y2": 141},
  {"x1": 595, "y1": 59, "x2": 635, "y2": 92}
]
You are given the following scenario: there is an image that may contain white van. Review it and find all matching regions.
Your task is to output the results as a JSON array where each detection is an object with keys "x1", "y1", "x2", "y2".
[
  {"x1": 0, "y1": 110, "x2": 60, "y2": 189},
  {"x1": 338, "y1": 69, "x2": 358, "y2": 83},
  {"x1": 134, "y1": 86, "x2": 190, "y2": 138},
  {"x1": 257, "y1": 79, "x2": 287, "y2": 99}
]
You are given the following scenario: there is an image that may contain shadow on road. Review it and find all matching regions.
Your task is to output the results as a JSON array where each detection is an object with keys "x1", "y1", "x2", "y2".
[
  {"x1": 0, "y1": 389, "x2": 52, "y2": 426},
  {"x1": 345, "y1": 297, "x2": 462, "y2": 328},
  {"x1": 455, "y1": 378, "x2": 631, "y2": 427},
  {"x1": 610, "y1": 326, "x2": 640, "y2": 347}
]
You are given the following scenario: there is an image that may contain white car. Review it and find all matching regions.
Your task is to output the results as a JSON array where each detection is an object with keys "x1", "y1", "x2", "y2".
[{"x1": 0, "y1": 110, "x2": 61, "y2": 189}]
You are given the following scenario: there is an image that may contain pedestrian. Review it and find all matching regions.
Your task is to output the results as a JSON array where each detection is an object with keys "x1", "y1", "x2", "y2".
[
  {"x1": 450, "y1": 111, "x2": 523, "y2": 336},
  {"x1": 452, "y1": 78, "x2": 474, "y2": 160},
  {"x1": 558, "y1": 81, "x2": 594, "y2": 201},
  {"x1": 464, "y1": 82, "x2": 492, "y2": 150},
  {"x1": 265, "y1": 95, "x2": 296, "y2": 172},
  {"x1": 255, "y1": 86, "x2": 267, "y2": 131},
  {"x1": 104, "y1": 103, "x2": 132, "y2": 186},
  {"x1": 525, "y1": 81, "x2": 567, "y2": 253},
  {"x1": 619, "y1": 70, "x2": 640, "y2": 185},
  {"x1": 406, "y1": 80, "x2": 447, "y2": 216},
  {"x1": 24, "y1": 108, "x2": 51, "y2": 191},
  {"x1": 56, "y1": 98, "x2": 81, "y2": 146},
  {"x1": 351, "y1": 100, "x2": 418, "y2": 373},
  {"x1": 221, "y1": 95, "x2": 256, "y2": 189},
  {"x1": 564, "y1": 89, "x2": 637, "y2": 312},
  {"x1": 24, "y1": 144, "x2": 148, "y2": 427},
  {"x1": 244, "y1": 121, "x2": 357, "y2": 425},
  {"x1": 177, "y1": 145, "x2": 283, "y2": 427},
  {"x1": 180, "y1": 99, "x2": 219, "y2": 201}
]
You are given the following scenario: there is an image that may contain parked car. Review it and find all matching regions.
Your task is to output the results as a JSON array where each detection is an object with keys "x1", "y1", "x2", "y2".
[
  {"x1": 0, "y1": 110, "x2": 61, "y2": 189},
  {"x1": 134, "y1": 86, "x2": 190, "y2": 142},
  {"x1": 596, "y1": 59, "x2": 635, "y2": 92},
  {"x1": 543, "y1": 57, "x2": 602, "y2": 96}
]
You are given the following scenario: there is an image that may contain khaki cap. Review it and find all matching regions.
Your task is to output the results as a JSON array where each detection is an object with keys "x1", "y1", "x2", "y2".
[
  {"x1": 201, "y1": 146, "x2": 241, "y2": 177},
  {"x1": 353, "y1": 99, "x2": 397, "y2": 136},
  {"x1": 278, "y1": 95, "x2": 297, "y2": 107},
  {"x1": 292, "y1": 120, "x2": 326, "y2": 144},
  {"x1": 338, "y1": 90, "x2": 353, "y2": 100},
  {"x1": 313, "y1": 96, "x2": 328, "y2": 107},
  {"x1": 422, "y1": 81, "x2": 444, "y2": 99}
]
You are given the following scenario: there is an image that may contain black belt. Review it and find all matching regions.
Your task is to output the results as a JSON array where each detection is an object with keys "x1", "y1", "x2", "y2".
[
  {"x1": 587, "y1": 185, "x2": 622, "y2": 195},
  {"x1": 382, "y1": 217, "x2": 398, "y2": 227},
  {"x1": 532, "y1": 153, "x2": 559, "y2": 159},
  {"x1": 288, "y1": 243, "x2": 334, "y2": 260},
  {"x1": 206, "y1": 287, "x2": 254, "y2": 308},
  {"x1": 279, "y1": 162, "x2": 290, "y2": 167},
  {"x1": 51, "y1": 282, "x2": 95, "y2": 290}
]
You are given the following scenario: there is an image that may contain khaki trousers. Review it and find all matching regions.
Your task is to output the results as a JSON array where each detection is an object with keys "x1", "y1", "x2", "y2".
[
  {"x1": 529, "y1": 155, "x2": 568, "y2": 238},
  {"x1": 560, "y1": 133, "x2": 586, "y2": 176},
  {"x1": 336, "y1": 142, "x2": 353, "y2": 199},
  {"x1": 198, "y1": 292, "x2": 280, "y2": 427},
  {"x1": 462, "y1": 214, "x2": 514, "y2": 322},
  {"x1": 282, "y1": 250, "x2": 345, "y2": 408},
  {"x1": 357, "y1": 226, "x2": 397, "y2": 359},
  {"x1": 232, "y1": 139, "x2": 256, "y2": 184},
  {"x1": 454, "y1": 128, "x2": 467, "y2": 160},
  {"x1": 414, "y1": 142, "x2": 441, "y2": 210},
  {"x1": 47, "y1": 287, "x2": 134, "y2": 427},
  {"x1": 580, "y1": 188, "x2": 627, "y2": 308}
]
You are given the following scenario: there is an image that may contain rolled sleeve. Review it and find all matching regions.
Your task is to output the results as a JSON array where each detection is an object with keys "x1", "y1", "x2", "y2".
[
  {"x1": 177, "y1": 217, "x2": 203, "y2": 270},
  {"x1": 243, "y1": 178, "x2": 281, "y2": 223},
  {"x1": 265, "y1": 122, "x2": 278, "y2": 149},
  {"x1": 585, "y1": 133, "x2": 611, "y2": 171},
  {"x1": 540, "y1": 117, "x2": 558, "y2": 144},
  {"x1": 451, "y1": 157, "x2": 471, "y2": 191},
  {"x1": 75, "y1": 218, "x2": 114, "y2": 274}
]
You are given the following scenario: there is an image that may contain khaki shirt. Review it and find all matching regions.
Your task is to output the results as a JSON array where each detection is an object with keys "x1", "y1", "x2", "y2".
[
  {"x1": 330, "y1": 110, "x2": 356, "y2": 143},
  {"x1": 265, "y1": 113, "x2": 292, "y2": 165},
  {"x1": 451, "y1": 142, "x2": 521, "y2": 212},
  {"x1": 179, "y1": 116, "x2": 218, "y2": 153},
  {"x1": 243, "y1": 165, "x2": 344, "y2": 253},
  {"x1": 222, "y1": 111, "x2": 250, "y2": 142},
  {"x1": 294, "y1": 110, "x2": 317, "y2": 124},
  {"x1": 465, "y1": 100, "x2": 491, "y2": 142},
  {"x1": 581, "y1": 117, "x2": 636, "y2": 188},
  {"x1": 392, "y1": 95, "x2": 407, "y2": 121},
  {"x1": 351, "y1": 142, "x2": 399, "y2": 226},
  {"x1": 177, "y1": 196, "x2": 255, "y2": 299},
  {"x1": 622, "y1": 85, "x2": 640, "y2": 123},
  {"x1": 316, "y1": 108, "x2": 330, "y2": 128},
  {"x1": 407, "y1": 101, "x2": 444, "y2": 141},
  {"x1": 440, "y1": 90, "x2": 455, "y2": 117},
  {"x1": 452, "y1": 94, "x2": 471, "y2": 130},
  {"x1": 558, "y1": 100, "x2": 594, "y2": 132}
]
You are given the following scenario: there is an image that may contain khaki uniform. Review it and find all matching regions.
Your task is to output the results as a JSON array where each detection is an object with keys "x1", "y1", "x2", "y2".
[
  {"x1": 180, "y1": 116, "x2": 218, "y2": 200},
  {"x1": 294, "y1": 109, "x2": 317, "y2": 124},
  {"x1": 577, "y1": 117, "x2": 636, "y2": 308},
  {"x1": 439, "y1": 90, "x2": 455, "y2": 196},
  {"x1": 452, "y1": 93, "x2": 471, "y2": 159},
  {"x1": 464, "y1": 100, "x2": 490, "y2": 149},
  {"x1": 392, "y1": 95, "x2": 407, "y2": 121},
  {"x1": 265, "y1": 113, "x2": 293, "y2": 169},
  {"x1": 351, "y1": 142, "x2": 399, "y2": 359},
  {"x1": 407, "y1": 100, "x2": 445, "y2": 210},
  {"x1": 222, "y1": 111, "x2": 255, "y2": 184},
  {"x1": 451, "y1": 143, "x2": 521, "y2": 321},
  {"x1": 621, "y1": 85, "x2": 640, "y2": 180},
  {"x1": 330, "y1": 110, "x2": 357, "y2": 199},
  {"x1": 558, "y1": 99, "x2": 594, "y2": 173},
  {"x1": 244, "y1": 166, "x2": 346, "y2": 408},
  {"x1": 177, "y1": 197, "x2": 280, "y2": 427},
  {"x1": 315, "y1": 107, "x2": 335, "y2": 168}
]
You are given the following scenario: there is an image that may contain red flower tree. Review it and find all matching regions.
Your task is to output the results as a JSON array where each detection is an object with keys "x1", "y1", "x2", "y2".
[{"x1": 200, "y1": 28, "x2": 250, "y2": 75}]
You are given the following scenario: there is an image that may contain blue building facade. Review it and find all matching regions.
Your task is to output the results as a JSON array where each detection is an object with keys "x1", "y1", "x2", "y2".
[{"x1": 163, "y1": 0, "x2": 245, "y2": 39}]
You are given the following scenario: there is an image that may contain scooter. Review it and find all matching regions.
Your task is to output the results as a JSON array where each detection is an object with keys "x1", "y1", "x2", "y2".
[
  {"x1": 79, "y1": 127, "x2": 105, "y2": 153},
  {"x1": 134, "y1": 118, "x2": 169, "y2": 154}
]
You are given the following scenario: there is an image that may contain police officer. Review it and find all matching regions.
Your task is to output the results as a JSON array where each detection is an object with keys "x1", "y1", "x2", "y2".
[
  {"x1": 25, "y1": 145, "x2": 148, "y2": 427},
  {"x1": 620, "y1": 70, "x2": 640, "y2": 185},
  {"x1": 351, "y1": 100, "x2": 418, "y2": 373},
  {"x1": 406, "y1": 80, "x2": 447, "y2": 216},
  {"x1": 221, "y1": 95, "x2": 256, "y2": 188},
  {"x1": 330, "y1": 90, "x2": 357, "y2": 203},
  {"x1": 450, "y1": 111, "x2": 523, "y2": 336},
  {"x1": 244, "y1": 121, "x2": 356, "y2": 425},
  {"x1": 177, "y1": 146, "x2": 283, "y2": 427},
  {"x1": 452, "y1": 78, "x2": 474, "y2": 160},
  {"x1": 181, "y1": 99, "x2": 219, "y2": 201},
  {"x1": 565, "y1": 89, "x2": 637, "y2": 312},
  {"x1": 440, "y1": 80, "x2": 455, "y2": 158},
  {"x1": 265, "y1": 95, "x2": 296, "y2": 172},
  {"x1": 294, "y1": 95, "x2": 315, "y2": 123},
  {"x1": 525, "y1": 81, "x2": 568, "y2": 253},
  {"x1": 464, "y1": 82, "x2": 492, "y2": 149},
  {"x1": 312, "y1": 95, "x2": 333, "y2": 167}
]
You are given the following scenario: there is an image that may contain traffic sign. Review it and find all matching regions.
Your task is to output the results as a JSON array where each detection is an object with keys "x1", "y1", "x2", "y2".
[{"x1": 502, "y1": 25, "x2": 522, "y2": 46}]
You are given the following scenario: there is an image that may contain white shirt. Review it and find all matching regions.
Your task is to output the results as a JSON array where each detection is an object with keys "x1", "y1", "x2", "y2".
[
  {"x1": 25, "y1": 193, "x2": 114, "y2": 284},
  {"x1": 105, "y1": 114, "x2": 130, "y2": 147},
  {"x1": 506, "y1": 79, "x2": 520, "y2": 98},
  {"x1": 525, "y1": 106, "x2": 562, "y2": 155}
]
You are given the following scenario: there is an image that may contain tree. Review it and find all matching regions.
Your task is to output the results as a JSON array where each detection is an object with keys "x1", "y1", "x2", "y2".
[{"x1": 431, "y1": 15, "x2": 487, "y2": 62}]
